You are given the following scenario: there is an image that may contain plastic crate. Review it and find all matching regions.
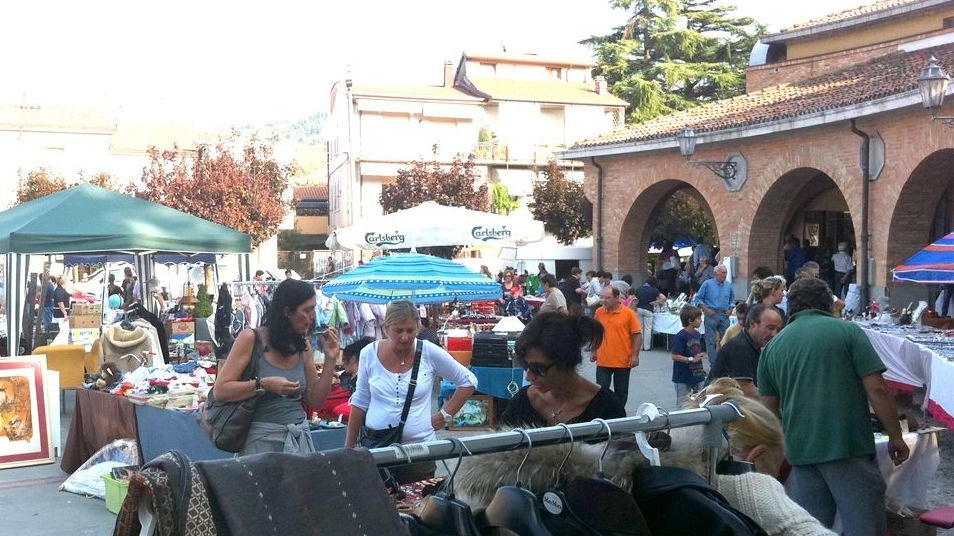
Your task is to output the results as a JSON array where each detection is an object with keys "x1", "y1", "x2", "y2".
[{"x1": 102, "y1": 474, "x2": 130, "y2": 514}]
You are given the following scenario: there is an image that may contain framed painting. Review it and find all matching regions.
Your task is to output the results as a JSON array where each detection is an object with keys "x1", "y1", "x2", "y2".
[
  {"x1": 0, "y1": 355, "x2": 54, "y2": 469},
  {"x1": 449, "y1": 395, "x2": 495, "y2": 431}
]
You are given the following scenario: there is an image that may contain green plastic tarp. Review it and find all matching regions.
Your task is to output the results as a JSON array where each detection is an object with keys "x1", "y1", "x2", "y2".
[{"x1": 0, "y1": 183, "x2": 251, "y2": 254}]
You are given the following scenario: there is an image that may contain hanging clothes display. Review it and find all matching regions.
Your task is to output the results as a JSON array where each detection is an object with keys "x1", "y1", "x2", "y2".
[{"x1": 214, "y1": 283, "x2": 234, "y2": 358}]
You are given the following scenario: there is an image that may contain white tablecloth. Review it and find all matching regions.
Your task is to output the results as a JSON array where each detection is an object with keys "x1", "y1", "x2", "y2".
[
  {"x1": 652, "y1": 313, "x2": 705, "y2": 335},
  {"x1": 862, "y1": 327, "x2": 954, "y2": 429}
]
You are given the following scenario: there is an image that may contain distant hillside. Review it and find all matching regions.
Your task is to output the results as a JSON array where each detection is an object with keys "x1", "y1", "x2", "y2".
[{"x1": 237, "y1": 112, "x2": 325, "y2": 144}]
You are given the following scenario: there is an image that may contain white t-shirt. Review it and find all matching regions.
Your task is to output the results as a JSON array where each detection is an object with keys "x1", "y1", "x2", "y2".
[
  {"x1": 832, "y1": 251, "x2": 853, "y2": 274},
  {"x1": 350, "y1": 340, "x2": 478, "y2": 444}
]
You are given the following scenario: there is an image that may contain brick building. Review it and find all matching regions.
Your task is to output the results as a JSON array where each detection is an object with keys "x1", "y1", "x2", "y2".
[{"x1": 562, "y1": 0, "x2": 954, "y2": 307}]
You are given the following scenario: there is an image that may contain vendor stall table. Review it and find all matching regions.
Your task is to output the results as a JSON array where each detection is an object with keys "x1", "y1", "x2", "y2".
[
  {"x1": 62, "y1": 389, "x2": 346, "y2": 473},
  {"x1": 860, "y1": 325, "x2": 954, "y2": 428}
]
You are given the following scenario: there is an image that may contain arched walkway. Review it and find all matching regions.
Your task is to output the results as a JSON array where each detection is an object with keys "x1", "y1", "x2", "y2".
[
  {"x1": 748, "y1": 167, "x2": 855, "y2": 285},
  {"x1": 886, "y1": 149, "x2": 954, "y2": 300},
  {"x1": 616, "y1": 180, "x2": 716, "y2": 281}
]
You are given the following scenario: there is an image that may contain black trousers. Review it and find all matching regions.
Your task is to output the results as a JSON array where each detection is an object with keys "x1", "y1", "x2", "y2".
[{"x1": 596, "y1": 366, "x2": 632, "y2": 407}]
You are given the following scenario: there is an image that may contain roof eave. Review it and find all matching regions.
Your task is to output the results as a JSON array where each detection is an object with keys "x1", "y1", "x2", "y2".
[
  {"x1": 559, "y1": 90, "x2": 925, "y2": 160},
  {"x1": 762, "y1": 0, "x2": 953, "y2": 44},
  {"x1": 485, "y1": 96, "x2": 628, "y2": 107}
]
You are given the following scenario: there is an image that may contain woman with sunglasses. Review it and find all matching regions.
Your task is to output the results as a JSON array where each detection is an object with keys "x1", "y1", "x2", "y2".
[{"x1": 501, "y1": 312, "x2": 625, "y2": 427}]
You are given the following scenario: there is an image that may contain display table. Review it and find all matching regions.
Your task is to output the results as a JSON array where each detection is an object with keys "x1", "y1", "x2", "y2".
[
  {"x1": 652, "y1": 312, "x2": 706, "y2": 336},
  {"x1": 62, "y1": 389, "x2": 347, "y2": 473},
  {"x1": 860, "y1": 326, "x2": 954, "y2": 428}
]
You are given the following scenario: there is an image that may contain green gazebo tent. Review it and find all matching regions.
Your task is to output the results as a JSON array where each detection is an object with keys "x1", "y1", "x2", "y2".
[{"x1": 0, "y1": 183, "x2": 253, "y2": 355}]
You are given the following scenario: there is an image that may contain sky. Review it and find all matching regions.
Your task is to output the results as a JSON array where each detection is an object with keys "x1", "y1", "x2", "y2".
[{"x1": 0, "y1": 0, "x2": 880, "y2": 128}]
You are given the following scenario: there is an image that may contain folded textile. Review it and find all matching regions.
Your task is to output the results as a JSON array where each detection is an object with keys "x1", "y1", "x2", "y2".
[{"x1": 195, "y1": 449, "x2": 409, "y2": 535}]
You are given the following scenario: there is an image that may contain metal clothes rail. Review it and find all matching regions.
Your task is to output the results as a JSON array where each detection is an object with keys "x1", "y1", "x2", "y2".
[{"x1": 370, "y1": 402, "x2": 743, "y2": 484}]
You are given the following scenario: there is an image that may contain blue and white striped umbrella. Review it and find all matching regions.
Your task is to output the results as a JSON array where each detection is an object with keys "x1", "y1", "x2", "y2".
[{"x1": 322, "y1": 253, "x2": 501, "y2": 304}]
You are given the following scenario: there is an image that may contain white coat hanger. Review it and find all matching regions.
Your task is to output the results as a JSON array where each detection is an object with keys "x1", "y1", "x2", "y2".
[{"x1": 633, "y1": 403, "x2": 661, "y2": 466}]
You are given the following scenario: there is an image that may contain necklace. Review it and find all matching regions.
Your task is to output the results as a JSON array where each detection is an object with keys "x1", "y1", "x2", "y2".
[{"x1": 549, "y1": 404, "x2": 568, "y2": 420}]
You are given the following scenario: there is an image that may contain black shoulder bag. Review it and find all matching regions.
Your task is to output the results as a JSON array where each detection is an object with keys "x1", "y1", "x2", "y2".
[
  {"x1": 199, "y1": 329, "x2": 263, "y2": 452},
  {"x1": 359, "y1": 340, "x2": 423, "y2": 448}
]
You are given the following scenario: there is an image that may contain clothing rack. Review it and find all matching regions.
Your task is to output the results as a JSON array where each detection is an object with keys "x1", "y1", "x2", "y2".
[{"x1": 370, "y1": 402, "x2": 743, "y2": 485}]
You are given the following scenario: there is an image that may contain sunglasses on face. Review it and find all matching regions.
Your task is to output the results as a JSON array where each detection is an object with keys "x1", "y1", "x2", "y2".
[{"x1": 522, "y1": 361, "x2": 557, "y2": 377}]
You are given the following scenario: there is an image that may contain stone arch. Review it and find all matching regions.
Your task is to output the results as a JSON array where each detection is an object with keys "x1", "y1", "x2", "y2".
[
  {"x1": 748, "y1": 167, "x2": 855, "y2": 280},
  {"x1": 886, "y1": 149, "x2": 954, "y2": 302},
  {"x1": 616, "y1": 179, "x2": 717, "y2": 281}
]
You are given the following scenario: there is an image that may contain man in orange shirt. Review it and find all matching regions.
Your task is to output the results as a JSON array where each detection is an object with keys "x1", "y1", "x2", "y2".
[{"x1": 591, "y1": 285, "x2": 641, "y2": 406}]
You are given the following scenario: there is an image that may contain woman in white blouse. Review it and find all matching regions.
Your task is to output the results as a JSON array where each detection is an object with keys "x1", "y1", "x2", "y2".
[{"x1": 346, "y1": 300, "x2": 477, "y2": 484}]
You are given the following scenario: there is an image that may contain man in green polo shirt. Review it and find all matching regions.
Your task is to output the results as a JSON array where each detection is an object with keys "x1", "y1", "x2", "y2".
[{"x1": 758, "y1": 277, "x2": 909, "y2": 535}]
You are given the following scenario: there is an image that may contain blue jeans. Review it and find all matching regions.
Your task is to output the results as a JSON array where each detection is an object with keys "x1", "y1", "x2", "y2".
[
  {"x1": 43, "y1": 306, "x2": 54, "y2": 328},
  {"x1": 788, "y1": 455, "x2": 886, "y2": 536},
  {"x1": 703, "y1": 312, "x2": 730, "y2": 367}
]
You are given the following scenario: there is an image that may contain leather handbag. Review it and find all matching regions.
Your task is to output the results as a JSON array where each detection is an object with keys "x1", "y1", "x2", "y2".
[
  {"x1": 200, "y1": 331, "x2": 262, "y2": 452},
  {"x1": 359, "y1": 340, "x2": 423, "y2": 449}
]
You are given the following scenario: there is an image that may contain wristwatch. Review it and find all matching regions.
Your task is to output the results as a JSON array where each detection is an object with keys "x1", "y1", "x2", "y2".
[
  {"x1": 254, "y1": 377, "x2": 265, "y2": 394},
  {"x1": 439, "y1": 408, "x2": 453, "y2": 423}
]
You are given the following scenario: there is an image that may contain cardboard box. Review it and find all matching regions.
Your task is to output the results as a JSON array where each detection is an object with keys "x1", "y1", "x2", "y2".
[
  {"x1": 69, "y1": 314, "x2": 101, "y2": 329},
  {"x1": 170, "y1": 321, "x2": 195, "y2": 336},
  {"x1": 72, "y1": 302, "x2": 102, "y2": 316}
]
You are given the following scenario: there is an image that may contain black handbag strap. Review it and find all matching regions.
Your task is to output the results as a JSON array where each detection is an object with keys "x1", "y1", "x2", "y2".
[
  {"x1": 240, "y1": 328, "x2": 262, "y2": 383},
  {"x1": 398, "y1": 340, "x2": 424, "y2": 427}
]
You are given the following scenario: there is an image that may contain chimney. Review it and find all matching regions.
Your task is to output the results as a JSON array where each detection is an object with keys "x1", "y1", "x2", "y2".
[
  {"x1": 594, "y1": 75, "x2": 606, "y2": 95},
  {"x1": 444, "y1": 60, "x2": 455, "y2": 87}
]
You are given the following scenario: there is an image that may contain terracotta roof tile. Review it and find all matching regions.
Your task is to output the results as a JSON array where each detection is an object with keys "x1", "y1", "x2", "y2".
[
  {"x1": 467, "y1": 77, "x2": 629, "y2": 106},
  {"x1": 294, "y1": 185, "x2": 328, "y2": 201},
  {"x1": 771, "y1": 0, "x2": 926, "y2": 34},
  {"x1": 574, "y1": 42, "x2": 949, "y2": 148},
  {"x1": 352, "y1": 84, "x2": 483, "y2": 101}
]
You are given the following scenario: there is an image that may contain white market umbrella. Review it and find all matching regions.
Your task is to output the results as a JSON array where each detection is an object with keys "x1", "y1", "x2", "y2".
[{"x1": 325, "y1": 201, "x2": 545, "y2": 251}]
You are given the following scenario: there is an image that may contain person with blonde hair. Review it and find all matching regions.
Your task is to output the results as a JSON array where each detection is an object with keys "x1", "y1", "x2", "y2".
[
  {"x1": 346, "y1": 300, "x2": 477, "y2": 484},
  {"x1": 665, "y1": 378, "x2": 835, "y2": 535},
  {"x1": 747, "y1": 275, "x2": 787, "y2": 324}
]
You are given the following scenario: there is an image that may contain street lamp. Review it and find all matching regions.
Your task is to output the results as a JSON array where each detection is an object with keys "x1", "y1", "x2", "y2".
[
  {"x1": 676, "y1": 127, "x2": 747, "y2": 191},
  {"x1": 917, "y1": 56, "x2": 954, "y2": 125}
]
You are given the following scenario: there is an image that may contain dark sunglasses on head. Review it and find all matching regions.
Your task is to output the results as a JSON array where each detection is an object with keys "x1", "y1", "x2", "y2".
[{"x1": 523, "y1": 361, "x2": 557, "y2": 377}]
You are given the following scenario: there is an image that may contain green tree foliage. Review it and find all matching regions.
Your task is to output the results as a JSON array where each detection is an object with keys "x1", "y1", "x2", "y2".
[
  {"x1": 490, "y1": 183, "x2": 519, "y2": 214},
  {"x1": 128, "y1": 138, "x2": 291, "y2": 246},
  {"x1": 16, "y1": 168, "x2": 68, "y2": 204},
  {"x1": 380, "y1": 152, "x2": 489, "y2": 258},
  {"x1": 586, "y1": 0, "x2": 762, "y2": 123},
  {"x1": 648, "y1": 188, "x2": 717, "y2": 248},
  {"x1": 529, "y1": 160, "x2": 592, "y2": 245}
]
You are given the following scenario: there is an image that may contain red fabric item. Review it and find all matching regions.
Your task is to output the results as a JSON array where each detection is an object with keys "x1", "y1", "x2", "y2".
[
  {"x1": 921, "y1": 507, "x2": 954, "y2": 528},
  {"x1": 308, "y1": 385, "x2": 352, "y2": 420}
]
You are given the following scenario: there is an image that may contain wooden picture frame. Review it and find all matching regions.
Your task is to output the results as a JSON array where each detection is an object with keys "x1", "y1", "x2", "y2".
[
  {"x1": 0, "y1": 355, "x2": 54, "y2": 469},
  {"x1": 449, "y1": 395, "x2": 495, "y2": 430}
]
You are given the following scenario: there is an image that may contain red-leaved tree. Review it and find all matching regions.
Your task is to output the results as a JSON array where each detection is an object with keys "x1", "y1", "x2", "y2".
[
  {"x1": 16, "y1": 168, "x2": 68, "y2": 204},
  {"x1": 127, "y1": 139, "x2": 291, "y2": 246},
  {"x1": 380, "y1": 152, "x2": 488, "y2": 258}
]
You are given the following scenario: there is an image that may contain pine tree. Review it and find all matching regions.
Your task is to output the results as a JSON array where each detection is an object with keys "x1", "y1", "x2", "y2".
[{"x1": 585, "y1": 0, "x2": 762, "y2": 123}]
